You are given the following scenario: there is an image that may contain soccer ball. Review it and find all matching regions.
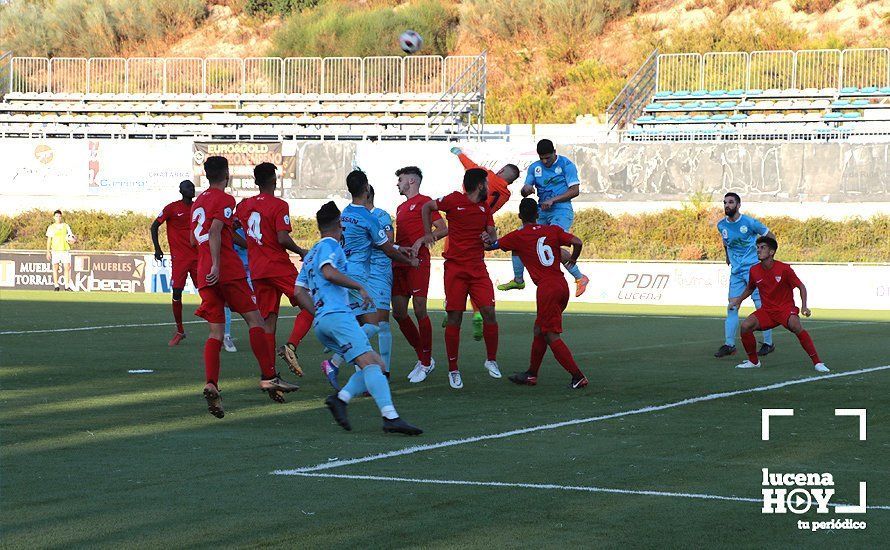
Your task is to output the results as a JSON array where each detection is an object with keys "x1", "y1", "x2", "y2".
[
  {"x1": 67, "y1": 234, "x2": 77, "y2": 245},
  {"x1": 399, "y1": 30, "x2": 423, "y2": 54}
]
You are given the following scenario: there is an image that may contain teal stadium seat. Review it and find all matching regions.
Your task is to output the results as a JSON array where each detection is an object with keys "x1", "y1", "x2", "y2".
[
  {"x1": 842, "y1": 112, "x2": 861, "y2": 119},
  {"x1": 673, "y1": 90, "x2": 691, "y2": 97},
  {"x1": 880, "y1": 87, "x2": 890, "y2": 94},
  {"x1": 718, "y1": 101, "x2": 736, "y2": 108},
  {"x1": 700, "y1": 101, "x2": 718, "y2": 108},
  {"x1": 710, "y1": 114, "x2": 728, "y2": 121},
  {"x1": 851, "y1": 99, "x2": 870, "y2": 106},
  {"x1": 841, "y1": 86, "x2": 858, "y2": 94},
  {"x1": 655, "y1": 91, "x2": 673, "y2": 98},
  {"x1": 637, "y1": 115, "x2": 655, "y2": 123},
  {"x1": 823, "y1": 112, "x2": 842, "y2": 120},
  {"x1": 832, "y1": 100, "x2": 850, "y2": 107},
  {"x1": 708, "y1": 90, "x2": 727, "y2": 97},
  {"x1": 692, "y1": 114, "x2": 709, "y2": 121},
  {"x1": 728, "y1": 89, "x2": 744, "y2": 96},
  {"x1": 860, "y1": 86, "x2": 878, "y2": 94},
  {"x1": 729, "y1": 113, "x2": 748, "y2": 121},
  {"x1": 747, "y1": 89, "x2": 763, "y2": 95}
]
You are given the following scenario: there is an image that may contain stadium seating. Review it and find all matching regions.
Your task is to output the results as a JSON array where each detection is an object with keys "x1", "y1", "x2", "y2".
[
  {"x1": 0, "y1": 56, "x2": 487, "y2": 138},
  {"x1": 608, "y1": 48, "x2": 890, "y2": 141}
]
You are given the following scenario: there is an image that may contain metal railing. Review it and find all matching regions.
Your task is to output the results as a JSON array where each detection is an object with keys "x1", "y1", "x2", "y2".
[
  {"x1": 655, "y1": 48, "x2": 890, "y2": 91},
  {"x1": 7, "y1": 54, "x2": 487, "y2": 96},
  {"x1": 0, "y1": 51, "x2": 12, "y2": 100},
  {"x1": 606, "y1": 49, "x2": 658, "y2": 131},
  {"x1": 423, "y1": 53, "x2": 487, "y2": 136}
]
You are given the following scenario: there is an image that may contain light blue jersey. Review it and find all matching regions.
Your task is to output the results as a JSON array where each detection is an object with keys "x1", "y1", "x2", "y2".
[
  {"x1": 525, "y1": 155, "x2": 580, "y2": 215},
  {"x1": 341, "y1": 203, "x2": 388, "y2": 285},
  {"x1": 367, "y1": 208, "x2": 393, "y2": 310},
  {"x1": 717, "y1": 214, "x2": 770, "y2": 276},
  {"x1": 296, "y1": 237, "x2": 352, "y2": 320},
  {"x1": 234, "y1": 227, "x2": 249, "y2": 269}
]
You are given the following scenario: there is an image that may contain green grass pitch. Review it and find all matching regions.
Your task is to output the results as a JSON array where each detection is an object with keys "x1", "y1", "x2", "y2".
[{"x1": 1, "y1": 290, "x2": 888, "y2": 547}]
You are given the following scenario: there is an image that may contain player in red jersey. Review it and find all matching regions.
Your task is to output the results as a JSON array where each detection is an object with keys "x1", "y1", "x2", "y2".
[
  {"x1": 485, "y1": 198, "x2": 588, "y2": 388},
  {"x1": 418, "y1": 168, "x2": 501, "y2": 389},
  {"x1": 391, "y1": 166, "x2": 448, "y2": 384},
  {"x1": 450, "y1": 147, "x2": 521, "y2": 340},
  {"x1": 235, "y1": 162, "x2": 314, "y2": 378},
  {"x1": 191, "y1": 156, "x2": 299, "y2": 418},
  {"x1": 151, "y1": 179, "x2": 198, "y2": 347},
  {"x1": 729, "y1": 236, "x2": 829, "y2": 372}
]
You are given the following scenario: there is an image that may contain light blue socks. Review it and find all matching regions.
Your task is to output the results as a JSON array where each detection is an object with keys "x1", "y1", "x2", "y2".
[
  {"x1": 378, "y1": 321, "x2": 392, "y2": 372},
  {"x1": 224, "y1": 306, "x2": 232, "y2": 337},
  {"x1": 511, "y1": 254, "x2": 525, "y2": 283},
  {"x1": 363, "y1": 364, "x2": 397, "y2": 419}
]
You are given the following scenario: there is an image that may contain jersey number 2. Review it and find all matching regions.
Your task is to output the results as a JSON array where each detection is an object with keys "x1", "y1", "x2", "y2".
[
  {"x1": 536, "y1": 236, "x2": 555, "y2": 266},
  {"x1": 192, "y1": 207, "x2": 209, "y2": 244}
]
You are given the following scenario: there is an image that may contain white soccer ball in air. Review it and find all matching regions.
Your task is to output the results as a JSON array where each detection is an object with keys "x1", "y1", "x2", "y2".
[
  {"x1": 67, "y1": 234, "x2": 77, "y2": 245},
  {"x1": 399, "y1": 30, "x2": 423, "y2": 54}
]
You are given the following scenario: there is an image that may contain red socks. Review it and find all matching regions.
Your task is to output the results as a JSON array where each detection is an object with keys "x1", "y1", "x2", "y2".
[
  {"x1": 397, "y1": 317, "x2": 422, "y2": 360},
  {"x1": 482, "y1": 322, "x2": 498, "y2": 361},
  {"x1": 796, "y1": 330, "x2": 822, "y2": 365},
  {"x1": 204, "y1": 337, "x2": 222, "y2": 386},
  {"x1": 249, "y1": 327, "x2": 276, "y2": 378},
  {"x1": 172, "y1": 299, "x2": 184, "y2": 333},
  {"x1": 264, "y1": 331, "x2": 276, "y2": 360},
  {"x1": 444, "y1": 324, "x2": 460, "y2": 371},
  {"x1": 549, "y1": 338, "x2": 583, "y2": 377},
  {"x1": 741, "y1": 331, "x2": 759, "y2": 363},
  {"x1": 288, "y1": 309, "x2": 313, "y2": 347},
  {"x1": 418, "y1": 316, "x2": 433, "y2": 366},
  {"x1": 529, "y1": 334, "x2": 547, "y2": 376}
]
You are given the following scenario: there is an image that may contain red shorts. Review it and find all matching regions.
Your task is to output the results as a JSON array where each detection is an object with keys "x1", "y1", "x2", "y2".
[
  {"x1": 536, "y1": 281, "x2": 569, "y2": 334},
  {"x1": 392, "y1": 261, "x2": 431, "y2": 298},
  {"x1": 253, "y1": 274, "x2": 298, "y2": 318},
  {"x1": 754, "y1": 306, "x2": 800, "y2": 331},
  {"x1": 443, "y1": 262, "x2": 494, "y2": 312},
  {"x1": 195, "y1": 279, "x2": 258, "y2": 323},
  {"x1": 171, "y1": 257, "x2": 198, "y2": 289}
]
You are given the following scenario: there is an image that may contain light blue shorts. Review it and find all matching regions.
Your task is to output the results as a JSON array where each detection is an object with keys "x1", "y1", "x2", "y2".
[
  {"x1": 348, "y1": 288, "x2": 376, "y2": 316},
  {"x1": 538, "y1": 207, "x2": 574, "y2": 231},
  {"x1": 366, "y1": 272, "x2": 392, "y2": 311},
  {"x1": 314, "y1": 311, "x2": 374, "y2": 364},
  {"x1": 729, "y1": 270, "x2": 761, "y2": 304}
]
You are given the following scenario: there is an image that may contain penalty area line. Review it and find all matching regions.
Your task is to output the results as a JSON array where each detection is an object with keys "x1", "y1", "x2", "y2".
[
  {"x1": 276, "y1": 473, "x2": 890, "y2": 511},
  {"x1": 275, "y1": 365, "x2": 890, "y2": 474}
]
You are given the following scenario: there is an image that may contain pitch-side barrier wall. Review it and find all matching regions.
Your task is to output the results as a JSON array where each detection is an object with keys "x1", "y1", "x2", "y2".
[
  {"x1": 1, "y1": 252, "x2": 887, "y2": 310},
  {"x1": 1, "y1": 139, "x2": 889, "y2": 220}
]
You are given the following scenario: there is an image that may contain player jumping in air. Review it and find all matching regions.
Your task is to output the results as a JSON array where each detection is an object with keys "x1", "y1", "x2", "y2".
[
  {"x1": 391, "y1": 166, "x2": 448, "y2": 384},
  {"x1": 499, "y1": 139, "x2": 590, "y2": 297},
  {"x1": 485, "y1": 198, "x2": 588, "y2": 388},
  {"x1": 418, "y1": 168, "x2": 501, "y2": 389},
  {"x1": 715, "y1": 192, "x2": 776, "y2": 358},
  {"x1": 729, "y1": 236, "x2": 829, "y2": 373},
  {"x1": 321, "y1": 170, "x2": 417, "y2": 389},
  {"x1": 151, "y1": 180, "x2": 198, "y2": 346},
  {"x1": 450, "y1": 146, "x2": 520, "y2": 340},
  {"x1": 235, "y1": 162, "x2": 314, "y2": 377},
  {"x1": 294, "y1": 201, "x2": 422, "y2": 435},
  {"x1": 190, "y1": 156, "x2": 299, "y2": 418}
]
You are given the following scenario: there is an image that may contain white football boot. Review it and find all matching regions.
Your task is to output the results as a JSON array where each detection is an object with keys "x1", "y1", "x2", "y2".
[
  {"x1": 448, "y1": 370, "x2": 463, "y2": 389},
  {"x1": 484, "y1": 360, "x2": 502, "y2": 378}
]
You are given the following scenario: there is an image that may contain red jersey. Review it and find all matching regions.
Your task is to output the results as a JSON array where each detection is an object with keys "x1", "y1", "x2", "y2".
[
  {"x1": 748, "y1": 260, "x2": 802, "y2": 312},
  {"x1": 395, "y1": 193, "x2": 441, "y2": 269},
  {"x1": 235, "y1": 193, "x2": 297, "y2": 280},
  {"x1": 156, "y1": 200, "x2": 197, "y2": 262},
  {"x1": 458, "y1": 153, "x2": 511, "y2": 213},
  {"x1": 191, "y1": 187, "x2": 247, "y2": 288},
  {"x1": 498, "y1": 224, "x2": 574, "y2": 286},
  {"x1": 436, "y1": 191, "x2": 494, "y2": 266}
]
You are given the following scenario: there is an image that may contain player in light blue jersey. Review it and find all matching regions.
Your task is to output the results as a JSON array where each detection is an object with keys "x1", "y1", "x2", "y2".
[
  {"x1": 294, "y1": 201, "x2": 422, "y2": 435},
  {"x1": 715, "y1": 192, "x2": 776, "y2": 358},
  {"x1": 223, "y1": 225, "x2": 252, "y2": 353},
  {"x1": 366, "y1": 185, "x2": 395, "y2": 373},
  {"x1": 499, "y1": 139, "x2": 590, "y2": 297},
  {"x1": 321, "y1": 170, "x2": 416, "y2": 388}
]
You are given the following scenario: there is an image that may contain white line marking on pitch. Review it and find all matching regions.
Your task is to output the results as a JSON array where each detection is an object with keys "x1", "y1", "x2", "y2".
[
  {"x1": 1, "y1": 311, "x2": 882, "y2": 336},
  {"x1": 282, "y1": 472, "x2": 890, "y2": 511},
  {"x1": 274, "y1": 365, "x2": 890, "y2": 475}
]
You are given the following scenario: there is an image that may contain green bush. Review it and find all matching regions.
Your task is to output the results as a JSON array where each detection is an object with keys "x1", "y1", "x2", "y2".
[
  {"x1": 270, "y1": 0, "x2": 458, "y2": 58},
  {"x1": 245, "y1": 0, "x2": 317, "y2": 16},
  {"x1": 3, "y1": 208, "x2": 886, "y2": 263}
]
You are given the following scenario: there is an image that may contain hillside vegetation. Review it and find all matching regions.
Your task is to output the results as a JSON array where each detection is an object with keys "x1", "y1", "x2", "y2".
[
  {"x1": 2, "y1": 208, "x2": 888, "y2": 263},
  {"x1": 1, "y1": 0, "x2": 888, "y2": 123}
]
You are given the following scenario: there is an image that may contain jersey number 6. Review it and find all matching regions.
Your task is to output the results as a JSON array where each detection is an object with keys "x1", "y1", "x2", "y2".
[{"x1": 536, "y1": 236, "x2": 555, "y2": 266}]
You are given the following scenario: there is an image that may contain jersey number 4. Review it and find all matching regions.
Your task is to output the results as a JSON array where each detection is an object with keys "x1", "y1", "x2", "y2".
[{"x1": 246, "y1": 212, "x2": 263, "y2": 245}]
